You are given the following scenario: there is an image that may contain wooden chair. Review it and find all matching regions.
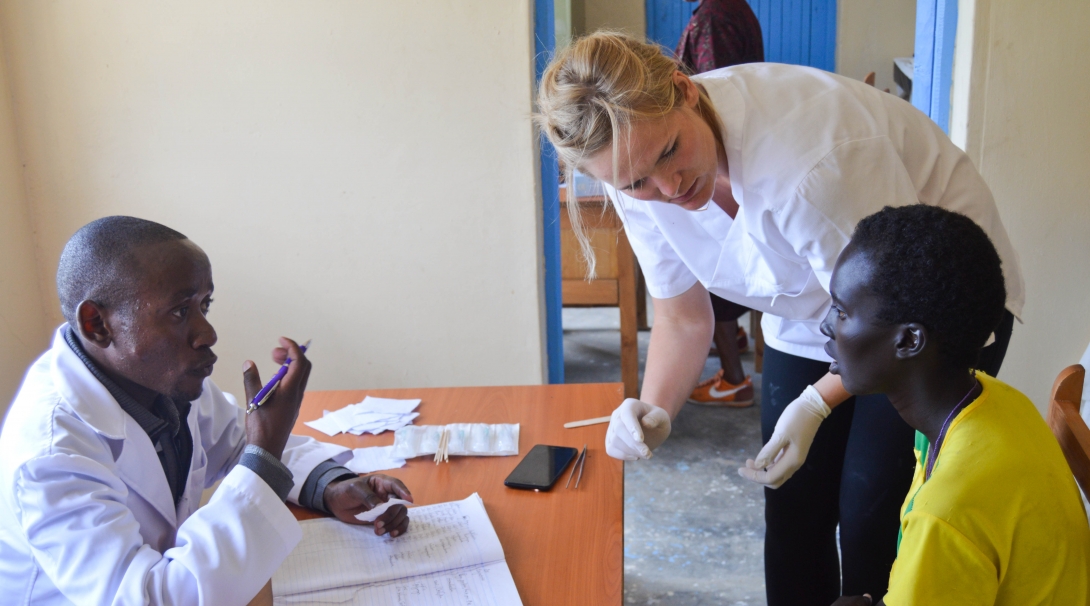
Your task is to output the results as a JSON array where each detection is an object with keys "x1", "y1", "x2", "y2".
[
  {"x1": 559, "y1": 189, "x2": 640, "y2": 399},
  {"x1": 246, "y1": 581, "x2": 273, "y2": 606},
  {"x1": 863, "y1": 71, "x2": 891, "y2": 94},
  {"x1": 1047, "y1": 364, "x2": 1090, "y2": 497}
]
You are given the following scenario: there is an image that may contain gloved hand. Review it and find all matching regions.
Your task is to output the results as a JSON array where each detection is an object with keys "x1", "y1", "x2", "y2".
[
  {"x1": 604, "y1": 398, "x2": 672, "y2": 461},
  {"x1": 738, "y1": 385, "x2": 830, "y2": 488}
]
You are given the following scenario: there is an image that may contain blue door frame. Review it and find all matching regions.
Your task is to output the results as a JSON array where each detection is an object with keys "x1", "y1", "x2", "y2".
[
  {"x1": 912, "y1": 0, "x2": 957, "y2": 133},
  {"x1": 535, "y1": 0, "x2": 564, "y2": 384}
]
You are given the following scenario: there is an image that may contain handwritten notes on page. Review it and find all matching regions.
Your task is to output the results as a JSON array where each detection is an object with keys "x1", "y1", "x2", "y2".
[{"x1": 273, "y1": 493, "x2": 523, "y2": 606}]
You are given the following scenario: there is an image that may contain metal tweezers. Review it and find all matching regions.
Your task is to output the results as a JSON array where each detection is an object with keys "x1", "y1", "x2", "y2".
[{"x1": 565, "y1": 444, "x2": 588, "y2": 489}]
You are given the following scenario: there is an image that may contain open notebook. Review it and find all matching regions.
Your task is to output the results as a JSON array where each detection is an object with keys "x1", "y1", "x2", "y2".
[{"x1": 273, "y1": 493, "x2": 523, "y2": 605}]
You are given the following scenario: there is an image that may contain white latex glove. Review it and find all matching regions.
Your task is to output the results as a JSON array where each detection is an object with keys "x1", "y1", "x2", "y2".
[
  {"x1": 738, "y1": 385, "x2": 830, "y2": 488},
  {"x1": 604, "y1": 398, "x2": 672, "y2": 461}
]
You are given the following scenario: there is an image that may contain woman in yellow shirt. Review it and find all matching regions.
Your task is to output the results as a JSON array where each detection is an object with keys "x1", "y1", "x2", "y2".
[{"x1": 824, "y1": 204, "x2": 1090, "y2": 606}]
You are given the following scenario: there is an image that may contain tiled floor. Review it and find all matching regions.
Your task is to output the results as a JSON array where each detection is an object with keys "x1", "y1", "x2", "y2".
[{"x1": 563, "y1": 307, "x2": 767, "y2": 605}]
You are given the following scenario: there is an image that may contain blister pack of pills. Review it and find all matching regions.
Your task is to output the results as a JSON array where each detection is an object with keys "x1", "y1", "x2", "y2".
[{"x1": 392, "y1": 423, "x2": 519, "y2": 459}]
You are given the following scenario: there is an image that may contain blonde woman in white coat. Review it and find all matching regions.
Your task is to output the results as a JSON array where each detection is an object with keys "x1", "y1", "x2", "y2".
[{"x1": 536, "y1": 32, "x2": 1023, "y2": 605}]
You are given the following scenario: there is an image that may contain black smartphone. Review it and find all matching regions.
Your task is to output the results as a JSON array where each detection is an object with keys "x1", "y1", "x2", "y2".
[{"x1": 504, "y1": 444, "x2": 579, "y2": 491}]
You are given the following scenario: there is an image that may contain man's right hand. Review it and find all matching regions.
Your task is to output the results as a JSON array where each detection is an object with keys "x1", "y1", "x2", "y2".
[
  {"x1": 604, "y1": 398, "x2": 672, "y2": 461},
  {"x1": 242, "y1": 337, "x2": 312, "y2": 460}
]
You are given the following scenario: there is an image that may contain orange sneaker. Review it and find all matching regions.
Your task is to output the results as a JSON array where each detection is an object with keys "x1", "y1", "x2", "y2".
[{"x1": 688, "y1": 370, "x2": 754, "y2": 407}]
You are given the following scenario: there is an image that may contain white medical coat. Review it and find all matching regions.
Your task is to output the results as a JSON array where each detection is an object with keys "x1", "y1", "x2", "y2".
[
  {"x1": 0, "y1": 326, "x2": 349, "y2": 605},
  {"x1": 606, "y1": 64, "x2": 1025, "y2": 362}
]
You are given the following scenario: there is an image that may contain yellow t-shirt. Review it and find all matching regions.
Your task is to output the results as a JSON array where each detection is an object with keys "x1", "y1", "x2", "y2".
[{"x1": 885, "y1": 372, "x2": 1090, "y2": 606}]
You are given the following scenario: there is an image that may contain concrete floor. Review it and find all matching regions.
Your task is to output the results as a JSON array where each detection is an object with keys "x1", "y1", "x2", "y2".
[{"x1": 563, "y1": 307, "x2": 768, "y2": 606}]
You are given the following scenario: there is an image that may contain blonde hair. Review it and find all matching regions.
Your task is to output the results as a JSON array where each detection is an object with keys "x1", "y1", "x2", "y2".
[{"x1": 534, "y1": 31, "x2": 722, "y2": 278}]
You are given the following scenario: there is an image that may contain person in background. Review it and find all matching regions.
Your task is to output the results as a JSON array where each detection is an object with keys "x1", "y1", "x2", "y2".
[
  {"x1": 676, "y1": 0, "x2": 764, "y2": 406},
  {"x1": 826, "y1": 205, "x2": 1089, "y2": 605},
  {"x1": 676, "y1": 0, "x2": 764, "y2": 74},
  {"x1": 0, "y1": 216, "x2": 411, "y2": 606}
]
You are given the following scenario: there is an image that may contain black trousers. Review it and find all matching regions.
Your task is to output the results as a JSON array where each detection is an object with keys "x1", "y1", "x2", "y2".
[{"x1": 761, "y1": 311, "x2": 1014, "y2": 605}]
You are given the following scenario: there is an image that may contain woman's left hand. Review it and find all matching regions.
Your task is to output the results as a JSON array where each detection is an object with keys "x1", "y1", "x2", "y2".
[{"x1": 738, "y1": 385, "x2": 829, "y2": 488}]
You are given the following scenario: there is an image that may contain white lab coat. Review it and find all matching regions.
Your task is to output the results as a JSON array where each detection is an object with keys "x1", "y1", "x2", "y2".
[
  {"x1": 607, "y1": 63, "x2": 1025, "y2": 362},
  {"x1": 0, "y1": 326, "x2": 349, "y2": 605}
]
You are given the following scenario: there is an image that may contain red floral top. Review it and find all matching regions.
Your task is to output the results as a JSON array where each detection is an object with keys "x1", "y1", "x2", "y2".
[{"x1": 675, "y1": 0, "x2": 764, "y2": 74}]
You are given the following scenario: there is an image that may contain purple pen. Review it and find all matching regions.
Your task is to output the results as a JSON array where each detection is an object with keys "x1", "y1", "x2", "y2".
[{"x1": 246, "y1": 339, "x2": 311, "y2": 414}]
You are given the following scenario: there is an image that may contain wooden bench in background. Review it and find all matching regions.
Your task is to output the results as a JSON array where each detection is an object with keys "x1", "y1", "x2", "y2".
[
  {"x1": 559, "y1": 189, "x2": 642, "y2": 399},
  {"x1": 559, "y1": 188, "x2": 767, "y2": 391}
]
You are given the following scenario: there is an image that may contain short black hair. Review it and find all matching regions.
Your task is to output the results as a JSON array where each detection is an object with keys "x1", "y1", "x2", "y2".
[
  {"x1": 56, "y1": 216, "x2": 188, "y2": 326},
  {"x1": 849, "y1": 204, "x2": 1006, "y2": 369}
]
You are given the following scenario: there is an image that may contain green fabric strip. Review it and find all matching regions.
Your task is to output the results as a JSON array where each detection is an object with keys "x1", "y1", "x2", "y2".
[{"x1": 898, "y1": 431, "x2": 932, "y2": 553}]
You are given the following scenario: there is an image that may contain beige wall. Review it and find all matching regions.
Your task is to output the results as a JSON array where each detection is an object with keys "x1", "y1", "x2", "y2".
[
  {"x1": 580, "y1": 0, "x2": 645, "y2": 36},
  {"x1": 0, "y1": 1, "x2": 546, "y2": 405},
  {"x1": 836, "y1": 0, "x2": 917, "y2": 92},
  {"x1": 0, "y1": 24, "x2": 50, "y2": 418},
  {"x1": 953, "y1": 0, "x2": 1090, "y2": 409}
]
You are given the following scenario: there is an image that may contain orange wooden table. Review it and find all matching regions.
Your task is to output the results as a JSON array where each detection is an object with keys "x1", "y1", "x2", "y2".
[{"x1": 285, "y1": 383, "x2": 625, "y2": 605}]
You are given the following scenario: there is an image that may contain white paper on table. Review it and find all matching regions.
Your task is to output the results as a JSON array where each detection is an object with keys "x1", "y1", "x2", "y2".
[
  {"x1": 353, "y1": 497, "x2": 414, "y2": 523},
  {"x1": 346, "y1": 417, "x2": 417, "y2": 437},
  {"x1": 303, "y1": 414, "x2": 344, "y2": 437},
  {"x1": 273, "y1": 493, "x2": 522, "y2": 606},
  {"x1": 346, "y1": 411, "x2": 418, "y2": 429},
  {"x1": 328, "y1": 406, "x2": 367, "y2": 433},
  {"x1": 343, "y1": 446, "x2": 406, "y2": 474},
  {"x1": 304, "y1": 399, "x2": 421, "y2": 436},
  {"x1": 358, "y1": 396, "x2": 421, "y2": 415}
]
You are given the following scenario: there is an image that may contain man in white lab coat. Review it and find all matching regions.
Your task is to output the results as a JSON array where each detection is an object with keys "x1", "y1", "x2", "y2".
[{"x1": 0, "y1": 216, "x2": 413, "y2": 605}]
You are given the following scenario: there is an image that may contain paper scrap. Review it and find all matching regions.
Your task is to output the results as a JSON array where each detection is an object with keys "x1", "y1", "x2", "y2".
[
  {"x1": 303, "y1": 413, "x2": 343, "y2": 437},
  {"x1": 354, "y1": 497, "x2": 414, "y2": 523},
  {"x1": 359, "y1": 396, "x2": 421, "y2": 414},
  {"x1": 343, "y1": 446, "x2": 406, "y2": 474},
  {"x1": 303, "y1": 397, "x2": 421, "y2": 437}
]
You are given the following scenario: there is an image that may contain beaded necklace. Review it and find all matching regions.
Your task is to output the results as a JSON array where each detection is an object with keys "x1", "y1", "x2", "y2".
[
  {"x1": 897, "y1": 372, "x2": 981, "y2": 553},
  {"x1": 924, "y1": 371, "x2": 979, "y2": 481}
]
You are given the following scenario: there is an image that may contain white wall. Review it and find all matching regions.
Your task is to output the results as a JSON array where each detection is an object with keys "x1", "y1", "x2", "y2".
[
  {"x1": 0, "y1": 24, "x2": 50, "y2": 418},
  {"x1": 836, "y1": 0, "x2": 917, "y2": 92},
  {"x1": 0, "y1": 1, "x2": 546, "y2": 403},
  {"x1": 953, "y1": 0, "x2": 1090, "y2": 409},
  {"x1": 581, "y1": 0, "x2": 645, "y2": 36}
]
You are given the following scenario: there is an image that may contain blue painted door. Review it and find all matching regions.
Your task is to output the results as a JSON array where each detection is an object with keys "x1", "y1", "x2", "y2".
[
  {"x1": 645, "y1": 0, "x2": 837, "y2": 72},
  {"x1": 645, "y1": 0, "x2": 699, "y2": 52}
]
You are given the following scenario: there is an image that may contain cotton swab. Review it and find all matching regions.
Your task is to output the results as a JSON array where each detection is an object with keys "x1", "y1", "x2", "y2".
[
  {"x1": 433, "y1": 428, "x2": 450, "y2": 464},
  {"x1": 564, "y1": 416, "x2": 611, "y2": 429}
]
